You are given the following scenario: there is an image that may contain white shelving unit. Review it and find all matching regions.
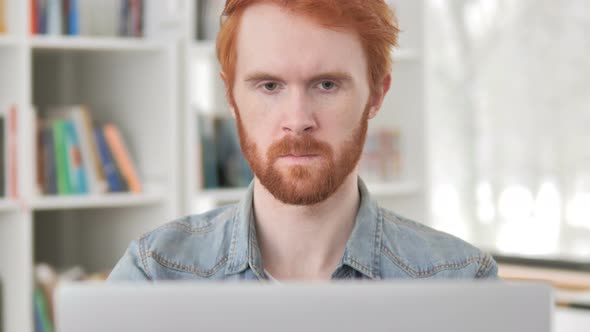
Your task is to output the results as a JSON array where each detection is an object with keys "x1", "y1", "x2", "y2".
[
  {"x1": 184, "y1": 0, "x2": 428, "y2": 221},
  {"x1": 29, "y1": 35, "x2": 168, "y2": 52},
  {"x1": 31, "y1": 188, "x2": 166, "y2": 211},
  {"x1": 0, "y1": 35, "x2": 19, "y2": 47},
  {"x1": 0, "y1": 199, "x2": 19, "y2": 211},
  {"x1": 0, "y1": 1, "x2": 184, "y2": 331}
]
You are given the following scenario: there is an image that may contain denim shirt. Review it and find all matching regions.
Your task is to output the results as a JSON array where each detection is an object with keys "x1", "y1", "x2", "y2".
[{"x1": 108, "y1": 179, "x2": 498, "y2": 281}]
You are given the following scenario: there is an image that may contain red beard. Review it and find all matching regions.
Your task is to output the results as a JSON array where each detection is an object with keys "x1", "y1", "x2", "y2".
[{"x1": 235, "y1": 103, "x2": 370, "y2": 206}]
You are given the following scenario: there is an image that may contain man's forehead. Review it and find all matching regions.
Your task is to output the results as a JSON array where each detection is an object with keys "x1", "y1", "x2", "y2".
[{"x1": 234, "y1": 2, "x2": 367, "y2": 80}]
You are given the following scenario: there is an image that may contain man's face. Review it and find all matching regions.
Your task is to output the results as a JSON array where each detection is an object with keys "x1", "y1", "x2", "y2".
[{"x1": 229, "y1": 3, "x2": 376, "y2": 205}]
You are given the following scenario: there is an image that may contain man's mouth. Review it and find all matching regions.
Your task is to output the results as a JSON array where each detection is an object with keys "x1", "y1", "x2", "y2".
[{"x1": 279, "y1": 154, "x2": 320, "y2": 163}]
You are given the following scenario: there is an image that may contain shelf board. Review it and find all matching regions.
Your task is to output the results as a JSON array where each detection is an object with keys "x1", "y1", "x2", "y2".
[
  {"x1": 32, "y1": 188, "x2": 165, "y2": 211},
  {"x1": 29, "y1": 35, "x2": 167, "y2": 52},
  {"x1": 0, "y1": 199, "x2": 20, "y2": 212},
  {"x1": 0, "y1": 35, "x2": 19, "y2": 48}
]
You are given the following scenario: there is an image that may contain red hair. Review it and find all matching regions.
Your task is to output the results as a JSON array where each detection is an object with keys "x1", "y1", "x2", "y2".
[{"x1": 216, "y1": 0, "x2": 399, "y2": 94}]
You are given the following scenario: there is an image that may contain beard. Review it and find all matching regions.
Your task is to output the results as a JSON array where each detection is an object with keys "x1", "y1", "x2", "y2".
[{"x1": 234, "y1": 102, "x2": 370, "y2": 206}]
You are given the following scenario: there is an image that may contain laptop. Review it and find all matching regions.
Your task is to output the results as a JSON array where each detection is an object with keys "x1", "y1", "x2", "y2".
[{"x1": 55, "y1": 281, "x2": 552, "y2": 332}]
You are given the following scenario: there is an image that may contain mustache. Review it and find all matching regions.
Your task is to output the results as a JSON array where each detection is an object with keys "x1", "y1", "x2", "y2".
[{"x1": 267, "y1": 135, "x2": 333, "y2": 160}]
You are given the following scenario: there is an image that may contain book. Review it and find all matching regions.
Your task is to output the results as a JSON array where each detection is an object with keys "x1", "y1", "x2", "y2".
[
  {"x1": 71, "y1": 106, "x2": 107, "y2": 194},
  {"x1": 215, "y1": 117, "x2": 253, "y2": 187},
  {"x1": 130, "y1": 0, "x2": 143, "y2": 37},
  {"x1": 119, "y1": 0, "x2": 130, "y2": 36},
  {"x1": 35, "y1": 117, "x2": 44, "y2": 195},
  {"x1": 0, "y1": 278, "x2": 3, "y2": 332},
  {"x1": 33, "y1": 287, "x2": 53, "y2": 332},
  {"x1": 66, "y1": 0, "x2": 79, "y2": 35},
  {"x1": 64, "y1": 120, "x2": 88, "y2": 194},
  {"x1": 103, "y1": 124, "x2": 142, "y2": 193},
  {"x1": 40, "y1": 124, "x2": 57, "y2": 195},
  {"x1": 37, "y1": 0, "x2": 48, "y2": 34},
  {"x1": 94, "y1": 127, "x2": 124, "y2": 192},
  {"x1": 31, "y1": 263, "x2": 108, "y2": 332},
  {"x1": 61, "y1": 0, "x2": 68, "y2": 34},
  {"x1": 47, "y1": 105, "x2": 107, "y2": 194},
  {"x1": 34, "y1": 263, "x2": 59, "y2": 329},
  {"x1": 119, "y1": 0, "x2": 145, "y2": 37},
  {"x1": 0, "y1": 114, "x2": 4, "y2": 197},
  {"x1": 31, "y1": 0, "x2": 39, "y2": 34},
  {"x1": 7, "y1": 105, "x2": 18, "y2": 199},
  {"x1": 52, "y1": 120, "x2": 72, "y2": 195},
  {"x1": 0, "y1": 0, "x2": 6, "y2": 34},
  {"x1": 46, "y1": 0, "x2": 63, "y2": 35},
  {"x1": 102, "y1": 126, "x2": 129, "y2": 192},
  {"x1": 198, "y1": 113, "x2": 219, "y2": 189}
]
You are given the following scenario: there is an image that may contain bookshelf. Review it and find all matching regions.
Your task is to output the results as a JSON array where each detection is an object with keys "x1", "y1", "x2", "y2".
[
  {"x1": 0, "y1": 35, "x2": 18, "y2": 47},
  {"x1": 29, "y1": 35, "x2": 168, "y2": 52},
  {"x1": 0, "y1": 199, "x2": 18, "y2": 211},
  {"x1": 184, "y1": 0, "x2": 428, "y2": 222},
  {"x1": 0, "y1": 0, "x2": 185, "y2": 331},
  {"x1": 31, "y1": 187, "x2": 165, "y2": 211}
]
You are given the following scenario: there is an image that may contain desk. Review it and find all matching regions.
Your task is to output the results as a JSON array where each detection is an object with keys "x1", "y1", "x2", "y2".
[{"x1": 556, "y1": 308, "x2": 590, "y2": 332}]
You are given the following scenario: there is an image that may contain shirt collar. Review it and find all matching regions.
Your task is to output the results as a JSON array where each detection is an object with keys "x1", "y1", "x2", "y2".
[
  {"x1": 224, "y1": 180, "x2": 265, "y2": 278},
  {"x1": 225, "y1": 177, "x2": 383, "y2": 280}
]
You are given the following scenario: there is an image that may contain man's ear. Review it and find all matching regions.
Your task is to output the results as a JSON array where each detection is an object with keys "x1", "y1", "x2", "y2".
[
  {"x1": 220, "y1": 71, "x2": 237, "y2": 119},
  {"x1": 368, "y1": 73, "x2": 392, "y2": 120}
]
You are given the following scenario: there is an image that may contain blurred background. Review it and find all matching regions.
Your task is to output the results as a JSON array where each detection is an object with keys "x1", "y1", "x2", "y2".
[{"x1": 0, "y1": 0, "x2": 589, "y2": 331}]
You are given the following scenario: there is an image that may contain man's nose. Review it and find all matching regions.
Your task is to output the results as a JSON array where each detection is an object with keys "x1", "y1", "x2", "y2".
[{"x1": 281, "y1": 89, "x2": 317, "y2": 135}]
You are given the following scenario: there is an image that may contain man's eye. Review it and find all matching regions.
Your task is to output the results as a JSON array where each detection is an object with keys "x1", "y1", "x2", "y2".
[
  {"x1": 263, "y1": 82, "x2": 278, "y2": 91},
  {"x1": 319, "y1": 81, "x2": 336, "y2": 90}
]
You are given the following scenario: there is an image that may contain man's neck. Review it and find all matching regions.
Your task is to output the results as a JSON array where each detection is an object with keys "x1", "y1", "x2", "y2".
[{"x1": 253, "y1": 174, "x2": 360, "y2": 281}]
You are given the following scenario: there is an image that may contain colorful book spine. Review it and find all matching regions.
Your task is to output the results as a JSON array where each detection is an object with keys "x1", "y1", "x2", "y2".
[
  {"x1": 41, "y1": 125, "x2": 57, "y2": 195},
  {"x1": 0, "y1": 115, "x2": 5, "y2": 198},
  {"x1": 0, "y1": 0, "x2": 6, "y2": 34},
  {"x1": 64, "y1": 120, "x2": 88, "y2": 194},
  {"x1": 52, "y1": 120, "x2": 72, "y2": 195},
  {"x1": 103, "y1": 124, "x2": 142, "y2": 193},
  {"x1": 215, "y1": 117, "x2": 253, "y2": 187},
  {"x1": 130, "y1": 0, "x2": 142, "y2": 37},
  {"x1": 119, "y1": 0, "x2": 130, "y2": 36},
  {"x1": 198, "y1": 114, "x2": 219, "y2": 189},
  {"x1": 0, "y1": 279, "x2": 3, "y2": 332},
  {"x1": 72, "y1": 106, "x2": 106, "y2": 194},
  {"x1": 67, "y1": 0, "x2": 79, "y2": 35},
  {"x1": 38, "y1": 0, "x2": 48, "y2": 34},
  {"x1": 36, "y1": 118, "x2": 44, "y2": 195},
  {"x1": 46, "y1": 0, "x2": 62, "y2": 35},
  {"x1": 33, "y1": 287, "x2": 53, "y2": 332},
  {"x1": 94, "y1": 127, "x2": 123, "y2": 192},
  {"x1": 30, "y1": 0, "x2": 39, "y2": 34}
]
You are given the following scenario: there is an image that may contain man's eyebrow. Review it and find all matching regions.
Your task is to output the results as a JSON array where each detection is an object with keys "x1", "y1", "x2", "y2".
[
  {"x1": 244, "y1": 72, "x2": 283, "y2": 83},
  {"x1": 243, "y1": 71, "x2": 354, "y2": 83}
]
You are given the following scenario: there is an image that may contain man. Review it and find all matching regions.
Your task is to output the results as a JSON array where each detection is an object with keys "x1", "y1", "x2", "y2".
[{"x1": 109, "y1": 0, "x2": 498, "y2": 281}]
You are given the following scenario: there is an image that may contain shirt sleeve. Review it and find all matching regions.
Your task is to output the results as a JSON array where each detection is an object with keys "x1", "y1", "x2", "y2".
[
  {"x1": 475, "y1": 253, "x2": 500, "y2": 279},
  {"x1": 107, "y1": 239, "x2": 152, "y2": 281}
]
